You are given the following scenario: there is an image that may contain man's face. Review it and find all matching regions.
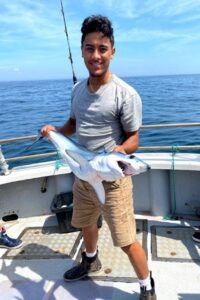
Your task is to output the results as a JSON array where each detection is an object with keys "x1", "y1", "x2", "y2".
[{"x1": 81, "y1": 32, "x2": 115, "y2": 78}]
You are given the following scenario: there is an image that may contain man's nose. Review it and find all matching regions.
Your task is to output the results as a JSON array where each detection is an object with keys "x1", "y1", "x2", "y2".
[{"x1": 92, "y1": 49, "x2": 101, "y2": 59}]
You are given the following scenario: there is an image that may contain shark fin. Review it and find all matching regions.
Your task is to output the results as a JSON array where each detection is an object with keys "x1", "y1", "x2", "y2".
[
  {"x1": 89, "y1": 180, "x2": 106, "y2": 205},
  {"x1": 66, "y1": 150, "x2": 89, "y2": 166}
]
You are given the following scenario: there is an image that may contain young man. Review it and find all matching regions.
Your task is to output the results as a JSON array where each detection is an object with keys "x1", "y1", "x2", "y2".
[
  {"x1": 0, "y1": 225, "x2": 23, "y2": 249},
  {"x1": 41, "y1": 15, "x2": 156, "y2": 300}
]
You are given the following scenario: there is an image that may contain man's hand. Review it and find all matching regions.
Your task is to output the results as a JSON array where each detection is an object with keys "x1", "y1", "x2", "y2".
[
  {"x1": 40, "y1": 124, "x2": 57, "y2": 137},
  {"x1": 112, "y1": 131, "x2": 139, "y2": 154},
  {"x1": 112, "y1": 145, "x2": 126, "y2": 154}
]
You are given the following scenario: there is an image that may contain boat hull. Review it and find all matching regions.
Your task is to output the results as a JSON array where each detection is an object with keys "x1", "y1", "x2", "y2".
[{"x1": 1, "y1": 153, "x2": 200, "y2": 220}]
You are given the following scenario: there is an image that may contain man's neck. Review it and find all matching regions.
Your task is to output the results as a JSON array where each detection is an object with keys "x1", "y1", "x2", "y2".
[{"x1": 88, "y1": 72, "x2": 112, "y2": 92}]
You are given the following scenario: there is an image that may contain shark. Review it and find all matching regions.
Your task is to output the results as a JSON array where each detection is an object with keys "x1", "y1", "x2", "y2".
[{"x1": 47, "y1": 131, "x2": 150, "y2": 205}]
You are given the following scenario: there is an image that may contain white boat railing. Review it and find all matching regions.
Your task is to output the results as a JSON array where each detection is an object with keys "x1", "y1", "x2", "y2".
[
  {"x1": 0, "y1": 122, "x2": 200, "y2": 166},
  {"x1": 141, "y1": 122, "x2": 200, "y2": 129}
]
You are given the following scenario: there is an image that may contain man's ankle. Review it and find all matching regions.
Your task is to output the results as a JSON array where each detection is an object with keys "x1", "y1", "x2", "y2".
[{"x1": 85, "y1": 250, "x2": 98, "y2": 263}]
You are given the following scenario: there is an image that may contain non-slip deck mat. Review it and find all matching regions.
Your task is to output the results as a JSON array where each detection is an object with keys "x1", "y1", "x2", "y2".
[
  {"x1": 151, "y1": 225, "x2": 200, "y2": 262},
  {"x1": 3, "y1": 226, "x2": 82, "y2": 259},
  {"x1": 77, "y1": 219, "x2": 147, "y2": 283}
]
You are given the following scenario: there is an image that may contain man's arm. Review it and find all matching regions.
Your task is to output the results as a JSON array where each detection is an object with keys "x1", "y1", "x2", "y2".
[
  {"x1": 112, "y1": 130, "x2": 139, "y2": 154},
  {"x1": 58, "y1": 118, "x2": 76, "y2": 136},
  {"x1": 41, "y1": 118, "x2": 76, "y2": 137}
]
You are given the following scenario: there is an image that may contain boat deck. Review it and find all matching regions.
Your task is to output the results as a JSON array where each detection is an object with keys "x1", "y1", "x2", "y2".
[{"x1": 0, "y1": 214, "x2": 200, "y2": 300}]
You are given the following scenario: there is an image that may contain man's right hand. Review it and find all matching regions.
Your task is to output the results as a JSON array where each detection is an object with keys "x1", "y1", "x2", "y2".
[{"x1": 40, "y1": 124, "x2": 57, "y2": 137}]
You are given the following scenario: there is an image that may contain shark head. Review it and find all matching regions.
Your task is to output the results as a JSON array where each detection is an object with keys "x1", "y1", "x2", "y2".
[{"x1": 90, "y1": 152, "x2": 150, "y2": 182}]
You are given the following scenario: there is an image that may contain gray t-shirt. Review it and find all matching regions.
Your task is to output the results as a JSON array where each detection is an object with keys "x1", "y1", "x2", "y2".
[{"x1": 70, "y1": 74, "x2": 142, "y2": 152}]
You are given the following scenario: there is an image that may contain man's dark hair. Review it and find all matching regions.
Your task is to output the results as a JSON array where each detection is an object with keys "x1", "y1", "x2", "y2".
[{"x1": 81, "y1": 15, "x2": 114, "y2": 46}]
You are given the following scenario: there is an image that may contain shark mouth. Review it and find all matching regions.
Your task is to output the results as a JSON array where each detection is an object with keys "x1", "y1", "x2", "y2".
[{"x1": 117, "y1": 161, "x2": 133, "y2": 176}]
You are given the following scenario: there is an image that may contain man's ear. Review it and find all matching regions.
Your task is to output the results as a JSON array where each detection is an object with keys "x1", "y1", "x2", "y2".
[{"x1": 111, "y1": 47, "x2": 116, "y2": 59}]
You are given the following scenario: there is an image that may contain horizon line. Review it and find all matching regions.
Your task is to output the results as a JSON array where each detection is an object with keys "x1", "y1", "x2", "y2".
[{"x1": 0, "y1": 72, "x2": 200, "y2": 83}]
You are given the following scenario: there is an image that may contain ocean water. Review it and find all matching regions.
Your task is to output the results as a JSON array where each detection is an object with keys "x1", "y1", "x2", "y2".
[{"x1": 0, "y1": 74, "x2": 200, "y2": 167}]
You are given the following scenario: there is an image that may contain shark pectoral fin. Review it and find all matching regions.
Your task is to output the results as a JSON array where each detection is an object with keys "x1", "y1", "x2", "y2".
[
  {"x1": 89, "y1": 180, "x2": 106, "y2": 205},
  {"x1": 66, "y1": 150, "x2": 89, "y2": 166}
]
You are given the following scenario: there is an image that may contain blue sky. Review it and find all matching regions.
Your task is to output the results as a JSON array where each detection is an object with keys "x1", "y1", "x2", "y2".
[{"x1": 0, "y1": 0, "x2": 200, "y2": 81}]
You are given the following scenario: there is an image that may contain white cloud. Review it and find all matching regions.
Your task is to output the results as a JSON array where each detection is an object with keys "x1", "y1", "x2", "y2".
[
  {"x1": 116, "y1": 27, "x2": 200, "y2": 44},
  {"x1": 173, "y1": 14, "x2": 200, "y2": 24},
  {"x1": 0, "y1": 0, "x2": 81, "y2": 50},
  {"x1": 0, "y1": 2, "x2": 65, "y2": 42},
  {"x1": 82, "y1": 0, "x2": 200, "y2": 20},
  {"x1": 161, "y1": 0, "x2": 200, "y2": 17}
]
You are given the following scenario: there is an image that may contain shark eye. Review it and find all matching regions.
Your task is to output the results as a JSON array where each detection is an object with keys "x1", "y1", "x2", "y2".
[{"x1": 129, "y1": 155, "x2": 135, "y2": 159}]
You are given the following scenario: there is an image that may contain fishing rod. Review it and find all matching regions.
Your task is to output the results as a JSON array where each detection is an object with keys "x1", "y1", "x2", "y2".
[{"x1": 59, "y1": 0, "x2": 77, "y2": 85}]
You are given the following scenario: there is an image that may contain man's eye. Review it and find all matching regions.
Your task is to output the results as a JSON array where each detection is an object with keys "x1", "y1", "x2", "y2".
[
  {"x1": 86, "y1": 47, "x2": 94, "y2": 52},
  {"x1": 100, "y1": 47, "x2": 107, "y2": 53}
]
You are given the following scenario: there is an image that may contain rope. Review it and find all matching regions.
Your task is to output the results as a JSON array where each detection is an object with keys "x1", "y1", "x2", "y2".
[
  {"x1": 55, "y1": 152, "x2": 62, "y2": 170},
  {"x1": 55, "y1": 152, "x2": 69, "y2": 170}
]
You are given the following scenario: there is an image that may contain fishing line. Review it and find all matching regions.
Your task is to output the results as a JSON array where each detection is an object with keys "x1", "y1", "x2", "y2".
[
  {"x1": 59, "y1": 0, "x2": 77, "y2": 85},
  {"x1": 23, "y1": 135, "x2": 43, "y2": 152},
  {"x1": 13, "y1": 132, "x2": 44, "y2": 158}
]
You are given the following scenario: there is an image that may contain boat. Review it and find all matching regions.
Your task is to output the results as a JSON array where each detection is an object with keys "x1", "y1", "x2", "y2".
[{"x1": 0, "y1": 122, "x2": 200, "y2": 300}]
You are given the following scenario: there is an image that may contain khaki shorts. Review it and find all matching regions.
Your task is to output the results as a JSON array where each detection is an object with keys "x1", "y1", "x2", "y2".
[{"x1": 72, "y1": 176, "x2": 136, "y2": 247}]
